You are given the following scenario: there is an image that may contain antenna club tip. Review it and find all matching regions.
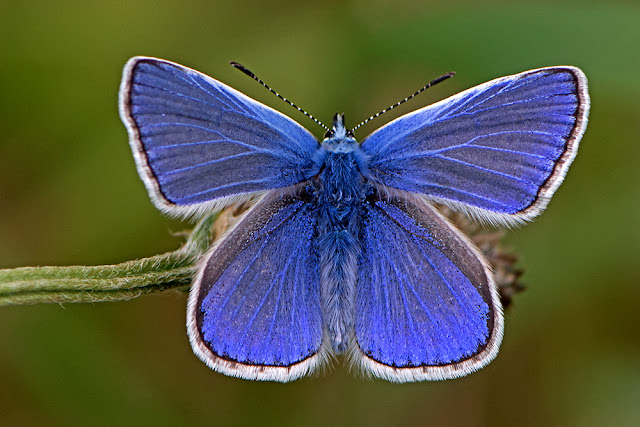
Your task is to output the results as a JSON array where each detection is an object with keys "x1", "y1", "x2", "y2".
[
  {"x1": 230, "y1": 61, "x2": 256, "y2": 78},
  {"x1": 430, "y1": 72, "x2": 455, "y2": 86}
]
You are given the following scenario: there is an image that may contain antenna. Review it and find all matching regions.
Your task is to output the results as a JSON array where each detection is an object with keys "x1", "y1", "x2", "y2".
[
  {"x1": 230, "y1": 62, "x2": 329, "y2": 131},
  {"x1": 350, "y1": 72, "x2": 455, "y2": 133}
]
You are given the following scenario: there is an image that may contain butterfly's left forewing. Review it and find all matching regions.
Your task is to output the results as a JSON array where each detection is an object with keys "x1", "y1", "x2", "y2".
[
  {"x1": 120, "y1": 57, "x2": 319, "y2": 217},
  {"x1": 188, "y1": 191, "x2": 326, "y2": 382},
  {"x1": 351, "y1": 194, "x2": 502, "y2": 382}
]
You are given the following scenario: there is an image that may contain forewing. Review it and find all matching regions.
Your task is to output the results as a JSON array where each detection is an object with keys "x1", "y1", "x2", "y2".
[
  {"x1": 187, "y1": 192, "x2": 325, "y2": 382},
  {"x1": 119, "y1": 57, "x2": 319, "y2": 217},
  {"x1": 361, "y1": 67, "x2": 589, "y2": 225},
  {"x1": 352, "y1": 195, "x2": 503, "y2": 382}
]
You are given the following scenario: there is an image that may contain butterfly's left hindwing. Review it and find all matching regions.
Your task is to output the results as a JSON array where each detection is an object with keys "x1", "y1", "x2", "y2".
[
  {"x1": 119, "y1": 57, "x2": 319, "y2": 217},
  {"x1": 187, "y1": 192, "x2": 326, "y2": 382},
  {"x1": 351, "y1": 194, "x2": 503, "y2": 382}
]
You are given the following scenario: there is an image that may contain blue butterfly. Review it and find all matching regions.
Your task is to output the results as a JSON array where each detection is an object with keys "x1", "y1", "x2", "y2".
[{"x1": 119, "y1": 57, "x2": 589, "y2": 382}]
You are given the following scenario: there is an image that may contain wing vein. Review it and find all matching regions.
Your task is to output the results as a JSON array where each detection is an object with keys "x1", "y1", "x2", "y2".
[{"x1": 133, "y1": 81, "x2": 236, "y2": 113}]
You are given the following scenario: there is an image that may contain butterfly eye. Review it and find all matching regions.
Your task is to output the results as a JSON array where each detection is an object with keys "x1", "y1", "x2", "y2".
[
  {"x1": 346, "y1": 129, "x2": 355, "y2": 138},
  {"x1": 324, "y1": 129, "x2": 334, "y2": 139}
]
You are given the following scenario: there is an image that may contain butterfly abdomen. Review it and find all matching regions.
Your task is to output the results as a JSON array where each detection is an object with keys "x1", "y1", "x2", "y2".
[{"x1": 315, "y1": 150, "x2": 370, "y2": 353}]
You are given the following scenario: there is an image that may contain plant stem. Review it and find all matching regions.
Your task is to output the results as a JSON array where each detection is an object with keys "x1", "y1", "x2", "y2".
[{"x1": 0, "y1": 213, "x2": 217, "y2": 306}]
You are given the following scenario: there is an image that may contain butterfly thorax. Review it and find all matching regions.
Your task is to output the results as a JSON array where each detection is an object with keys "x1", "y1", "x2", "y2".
[{"x1": 312, "y1": 114, "x2": 370, "y2": 353}]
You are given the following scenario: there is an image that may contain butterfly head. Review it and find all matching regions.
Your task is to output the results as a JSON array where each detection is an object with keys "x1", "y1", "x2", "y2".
[{"x1": 322, "y1": 113, "x2": 357, "y2": 153}]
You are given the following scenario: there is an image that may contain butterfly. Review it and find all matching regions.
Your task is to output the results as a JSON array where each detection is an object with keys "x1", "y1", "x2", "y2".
[{"x1": 119, "y1": 57, "x2": 589, "y2": 382}]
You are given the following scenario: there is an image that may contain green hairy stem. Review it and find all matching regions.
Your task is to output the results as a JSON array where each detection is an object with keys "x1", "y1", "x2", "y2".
[{"x1": 0, "y1": 213, "x2": 218, "y2": 306}]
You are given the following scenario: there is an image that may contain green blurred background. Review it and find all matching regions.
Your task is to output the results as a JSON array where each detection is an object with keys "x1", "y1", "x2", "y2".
[{"x1": 1, "y1": 0, "x2": 638, "y2": 425}]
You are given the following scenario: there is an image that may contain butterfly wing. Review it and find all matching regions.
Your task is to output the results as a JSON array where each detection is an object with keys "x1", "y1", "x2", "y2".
[
  {"x1": 352, "y1": 194, "x2": 502, "y2": 382},
  {"x1": 119, "y1": 57, "x2": 319, "y2": 217},
  {"x1": 360, "y1": 67, "x2": 589, "y2": 226},
  {"x1": 187, "y1": 191, "x2": 325, "y2": 382}
]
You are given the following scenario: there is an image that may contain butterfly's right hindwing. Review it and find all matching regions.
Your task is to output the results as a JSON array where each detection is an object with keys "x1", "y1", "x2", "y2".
[
  {"x1": 119, "y1": 57, "x2": 319, "y2": 217},
  {"x1": 351, "y1": 193, "x2": 503, "y2": 382}
]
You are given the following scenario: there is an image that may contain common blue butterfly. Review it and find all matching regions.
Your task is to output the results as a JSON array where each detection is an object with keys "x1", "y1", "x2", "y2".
[{"x1": 119, "y1": 57, "x2": 589, "y2": 382}]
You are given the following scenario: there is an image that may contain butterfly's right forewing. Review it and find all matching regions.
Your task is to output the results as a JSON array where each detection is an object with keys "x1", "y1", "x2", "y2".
[{"x1": 361, "y1": 67, "x2": 589, "y2": 226}]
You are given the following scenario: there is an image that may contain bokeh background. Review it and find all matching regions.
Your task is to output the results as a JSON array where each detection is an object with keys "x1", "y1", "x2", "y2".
[{"x1": 1, "y1": 0, "x2": 638, "y2": 425}]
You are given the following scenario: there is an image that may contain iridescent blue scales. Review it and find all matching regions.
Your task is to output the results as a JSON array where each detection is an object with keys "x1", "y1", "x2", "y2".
[{"x1": 119, "y1": 57, "x2": 589, "y2": 382}]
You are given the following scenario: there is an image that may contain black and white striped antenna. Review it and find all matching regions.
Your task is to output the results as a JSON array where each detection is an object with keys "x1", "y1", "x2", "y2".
[
  {"x1": 350, "y1": 72, "x2": 455, "y2": 133},
  {"x1": 230, "y1": 61, "x2": 330, "y2": 132}
]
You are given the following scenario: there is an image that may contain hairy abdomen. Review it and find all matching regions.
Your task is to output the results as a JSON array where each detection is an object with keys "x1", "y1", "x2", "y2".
[{"x1": 315, "y1": 152, "x2": 367, "y2": 353}]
